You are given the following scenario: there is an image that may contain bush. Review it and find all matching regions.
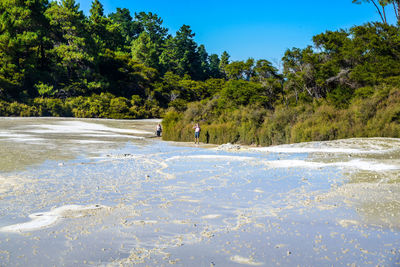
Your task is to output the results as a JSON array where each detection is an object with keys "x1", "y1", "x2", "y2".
[
  {"x1": 0, "y1": 101, "x2": 38, "y2": 116},
  {"x1": 109, "y1": 97, "x2": 130, "y2": 119},
  {"x1": 162, "y1": 85, "x2": 400, "y2": 146},
  {"x1": 33, "y1": 98, "x2": 69, "y2": 117}
]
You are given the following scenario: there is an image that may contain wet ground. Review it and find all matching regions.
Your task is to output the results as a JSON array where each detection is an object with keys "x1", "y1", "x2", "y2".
[{"x1": 0, "y1": 117, "x2": 399, "y2": 266}]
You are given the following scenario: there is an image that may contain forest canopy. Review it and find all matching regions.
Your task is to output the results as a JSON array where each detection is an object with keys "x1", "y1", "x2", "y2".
[{"x1": 0, "y1": 0, "x2": 399, "y2": 144}]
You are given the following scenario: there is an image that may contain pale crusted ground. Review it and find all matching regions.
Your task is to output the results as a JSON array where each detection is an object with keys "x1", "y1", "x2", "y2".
[{"x1": 0, "y1": 118, "x2": 399, "y2": 266}]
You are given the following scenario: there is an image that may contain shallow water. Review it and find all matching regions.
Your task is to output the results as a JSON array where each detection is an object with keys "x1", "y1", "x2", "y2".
[{"x1": 0, "y1": 118, "x2": 400, "y2": 266}]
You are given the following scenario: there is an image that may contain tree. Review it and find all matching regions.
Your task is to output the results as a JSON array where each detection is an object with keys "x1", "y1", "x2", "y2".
[
  {"x1": 220, "y1": 80, "x2": 274, "y2": 108},
  {"x1": 89, "y1": 0, "x2": 106, "y2": 50},
  {"x1": 224, "y1": 59, "x2": 255, "y2": 81},
  {"x1": 209, "y1": 54, "x2": 221, "y2": 78},
  {"x1": 219, "y1": 51, "x2": 230, "y2": 78},
  {"x1": 385, "y1": 0, "x2": 400, "y2": 24},
  {"x1": 160, "y1": 25, "x2": 202, "y2": 80},
  {"x1": 109, "y1": 8, "x2": 142, "y2": 45},
  {"x1": 224, "y1": 61, "x2": 246, "y2": 80},
  {"x1": 135, "y1": 12, "x2": 168, "y2": 43},
  {"x1": 98, "y1": 49, "x2": 157, "y2": 98},
  {"x1": 131, "y1": 32, "x2": 160, "y2": 69},
  {"x1": 253, "y1": 59, "x2": 279, "y2": 81},
  {"x1": 89, "y1": 0, "x2": 123, "y2": 51},
  {"x1": 352, "y1": 0, "x2": 400, "y2": 24},
  {"x1": 353, "y1": 0, "x2": 388, "y2": 23},
  {"x1": 282, "y1": 46, "x2": 324, "y2": 102},
  {"x1": 244, "y1": 58, "x2": 255, "y2": 80},
  {"x1": 132, "y1": 12, "x2": 168, "y2": 72},
  {"x1": 45, "y1": 0, "x2": 94, "y2": 96},
  {"x1": 198, "y1": 44, "x2": 210, "y2": 80},
  {"x1": 0, "y1": 0, "x2": 50, "y2": 99}
]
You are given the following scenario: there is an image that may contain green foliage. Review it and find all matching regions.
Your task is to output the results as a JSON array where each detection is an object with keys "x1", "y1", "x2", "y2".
[
  {"x1": 1, "y1": 0, "x2": 400, "y2": 147},
  {"x1": 152, "y1": 72, "x2": 209, "y2": 108},
  {"x1": 35, "y1": 82, "x2": 55, "y2": 97},
  {"x1": 131, "y1": 32, "x2": 160, "y2": 69},
  {"x1": 163, "y1": 84, "x2": 400, "y2": 145},
  {"x1": 109, "y1": 8, "x2": 140, "y2": 44},
  {"x1": 0, "y1": 101, "x2": 38, "y2": 116},
  {"x1": 66, "y1": 93, "x2": 162, "y2": 118},
  {"x1": 160, "y1": 25, "x2": 203, "y2": 80},
  {"x1": 219, "y1": 80, "x2": 274, "y2": 108},
  {"x1": 161, "y1": 110, "x2": 183, "y2": 140},
  {"x1": 34, "y1": 97, "x2": 68, "y2": 116},
  {"x1": 0, "y1": 0, "x2": 50, "y2": 99},
  {"x1": 219, "y1": 51, "x2": 230, "y2": 78}
]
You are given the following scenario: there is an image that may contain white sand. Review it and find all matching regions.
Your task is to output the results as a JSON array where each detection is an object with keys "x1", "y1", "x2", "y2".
[
  {"x1": 28, "y1": 121, "x2": 153, "y2": 135},
  {"x1": 1, "y1": 119, "x2": 400, "y2": 266},
  {"x1": 0, "y1": 204, "x2": 107, "y2": 233},
  {"x1": 0, "y1": 175, "x2": 29, "y2": 194},
  {"x1": 252, "y1": 146, "x2": 365, "y2": 154},
  {"x1": 165, "y1": 155, "x2": 399, "y2": 171},
  {"x1": 263, "y1": 159, "x2": 399, "y2": 171},
  {"x1": 165, "y1": 155, "x2": 254, "y2": 162},
  {"x1": 250, "y1": 137, "x2": 400, "y2": 154},
  {"x1": 230, "y1": 255, "x2": 264, "y2": 266}
]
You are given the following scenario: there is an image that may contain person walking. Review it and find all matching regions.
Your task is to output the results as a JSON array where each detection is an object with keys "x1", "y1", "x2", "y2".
[
  {"x1": 194, "y1": 123, "x2": 201, "y2": 144},
  {"x1": 156, "y1": 123, "x2": 162, "y2": 137}
]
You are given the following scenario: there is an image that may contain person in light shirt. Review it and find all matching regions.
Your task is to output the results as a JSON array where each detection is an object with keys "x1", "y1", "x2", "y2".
[{"x1": 193, "y1": 123, "x2": 201, "y2": 144}]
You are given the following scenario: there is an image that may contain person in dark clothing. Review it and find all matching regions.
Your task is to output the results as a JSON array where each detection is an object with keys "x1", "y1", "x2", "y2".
[{"x1": 156, "y1": 123, "x2": 162, "y2": 137}]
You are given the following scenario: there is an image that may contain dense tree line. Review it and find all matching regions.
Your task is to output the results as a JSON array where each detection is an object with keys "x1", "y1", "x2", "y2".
[
  {"x1": 163, "y1": 21, "x2": 400, "y2": 145},
  {"x1": 0, "y1": 0, "x2": 236, "y2": 114},
  {"x1": 1, "y1": 0, "x2": 400, "y2": 144}
]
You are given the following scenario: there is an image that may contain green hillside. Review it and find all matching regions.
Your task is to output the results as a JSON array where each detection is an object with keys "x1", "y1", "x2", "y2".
[{"x1": 1, "y1": 0, "x2": 399, "y2": 144}]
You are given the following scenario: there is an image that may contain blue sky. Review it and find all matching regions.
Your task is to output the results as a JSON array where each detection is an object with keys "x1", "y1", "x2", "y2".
[{"x1": 75, "y1": 0, "x2": 397, "y2": 64}]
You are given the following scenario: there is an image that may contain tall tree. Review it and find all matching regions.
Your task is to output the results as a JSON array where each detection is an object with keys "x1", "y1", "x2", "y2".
[
  {"x1": 98, "y1": 49, "x2": 157, "y2": 98},
  {"x1": 209, "y1": 54, "x2": 221, "y2": 78},
  {"x1": 45, "y1": 0, "x2": 94, "y2": 95},
  {"x1": 109, "y1": 8, "x2": 142, "y2": 45},
  {"x1": 219, "y1": 51, "x2": 230, "y2": 79},
  {"x1": 160, "y1": 25, "x2": 202, "y2": 80},
  {"x1": 0, "y1": 0, "x2": 50, "y2": 99},
  {"x1": 135, "y1": 12, "x2": 168, "y2": 43},
  {"x1": 244, "y1": 58, "x2": 255, "y2": 80},
  {"x1": 352, "y1": 0, "x2": 400, "y2": 24},
  {"x1": 132, "y1": 12, "x2": 168, "y2": 72},
  {"x1": 224, "y1": 61, "x2": 247, "y2": 80},
  {"x1": 131, "y1": 32, "x2": 160, "y2": 69},
  {"x1": 385, "y1": 0, "x2": 400, "y2": 24},
  {"x1": 198, "y1": 44, "x2": 210, "y2": 79},
  {"x1": 253, "y1": 59, "x2": 279, "y2": 81}
]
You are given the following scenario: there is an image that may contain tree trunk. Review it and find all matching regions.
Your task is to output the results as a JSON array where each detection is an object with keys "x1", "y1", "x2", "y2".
[
  {"x1": 371, "y1": 0, "x2": 386, "y2": 24},
  {"x1": 396, "y1": 0, "x2": 400, "y2": 25},
  {"x1": 382, "y1": 5, "x2": 387, "y2": 24}
]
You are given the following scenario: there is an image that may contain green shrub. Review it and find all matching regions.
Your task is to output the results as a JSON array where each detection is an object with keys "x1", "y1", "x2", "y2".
[
  {"x1": 33, "y1": 98, "x2": 68, "y2": 117},
  {"x1": 109, "y1": 97, "x2": 130, "y2": 119}
]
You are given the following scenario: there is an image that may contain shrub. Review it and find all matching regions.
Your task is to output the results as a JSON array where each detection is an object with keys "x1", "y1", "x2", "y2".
[
  {"x1": 33, "y1": 98, "x2": 68, "y2": 117},
  {"x1": 109, "y1": 97, "x2": 130, "y2": 119}
]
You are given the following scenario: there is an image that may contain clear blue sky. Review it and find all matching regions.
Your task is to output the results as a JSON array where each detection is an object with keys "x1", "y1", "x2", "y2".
[{"x1": 76, "y1": 0, "x2": 397, "y2": 64}]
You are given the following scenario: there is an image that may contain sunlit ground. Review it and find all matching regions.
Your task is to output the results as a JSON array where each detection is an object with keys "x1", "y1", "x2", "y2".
[{"x1": 0, "y1": 118, "x2": 399, "y2": 266}]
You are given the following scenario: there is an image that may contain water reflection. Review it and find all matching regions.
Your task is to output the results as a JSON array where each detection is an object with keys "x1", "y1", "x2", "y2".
[{"x1": 0, "y1": 117, "x2": 159, "y2": 172}]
